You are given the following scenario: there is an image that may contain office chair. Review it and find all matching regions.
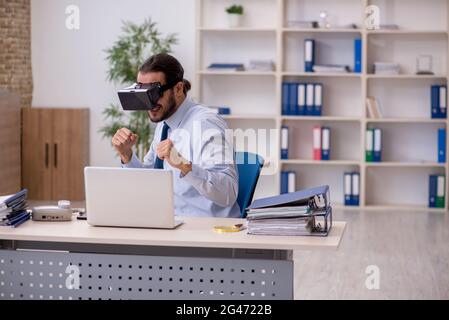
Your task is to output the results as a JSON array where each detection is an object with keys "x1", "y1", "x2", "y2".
[{"x1": 235, "y1": 152, "x2": 264, "y2": 218}]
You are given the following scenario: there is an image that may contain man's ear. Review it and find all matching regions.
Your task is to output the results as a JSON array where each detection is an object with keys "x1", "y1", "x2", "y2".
[{"x1": 175, "y1": 82, "x2": 184, "y2": 96}]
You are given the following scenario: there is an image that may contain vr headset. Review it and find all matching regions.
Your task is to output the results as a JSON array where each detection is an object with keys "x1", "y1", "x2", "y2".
[{"x1": 117, "y1": 81, "x2": 177, "y2": 110}]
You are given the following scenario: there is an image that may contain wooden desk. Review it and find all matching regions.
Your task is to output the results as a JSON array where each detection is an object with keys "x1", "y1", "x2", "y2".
[{"x1": 0, "y1": 217, "x2": 346, "y2": 300}]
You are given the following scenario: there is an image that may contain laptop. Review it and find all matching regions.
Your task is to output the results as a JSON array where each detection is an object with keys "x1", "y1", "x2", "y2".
[{"x1": 84, "y1": 167, "x2": 183, "y2": 229}]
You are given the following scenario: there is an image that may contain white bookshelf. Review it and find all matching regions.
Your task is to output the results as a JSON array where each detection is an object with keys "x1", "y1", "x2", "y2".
[{"x1": 196, "y1": 0, "x2": 449, "y2": 211}]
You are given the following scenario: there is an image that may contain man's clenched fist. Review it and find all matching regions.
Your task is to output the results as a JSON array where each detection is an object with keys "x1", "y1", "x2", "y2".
[
  {"x1": 156, "y1": 139, "x2": 192, "y2": 175},
  {"x1": 112, "y1": 128, "x2": 138, "y2": 164}
]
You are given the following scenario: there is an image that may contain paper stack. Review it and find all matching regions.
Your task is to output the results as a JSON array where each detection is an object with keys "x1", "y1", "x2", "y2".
[
  {"x1": 313, "y1": 64, "x2": 350, "y2": 73},
  {"x1": 373, "y1": 62, "x2": 400, "y2": 75},
  {"x1": 0, "y1": 189, "x2": 30, "y2": 227},
  {"x1": 248, "y1": 60, "x2": 275, "y2": 72}
]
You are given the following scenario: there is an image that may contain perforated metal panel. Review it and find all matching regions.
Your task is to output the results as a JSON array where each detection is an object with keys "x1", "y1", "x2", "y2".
[{"x1": 0, "y1": 249, "x2": 293, "y2": 300}]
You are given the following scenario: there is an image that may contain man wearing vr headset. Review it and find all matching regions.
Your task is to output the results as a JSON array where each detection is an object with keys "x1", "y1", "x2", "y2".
[{"x1": 112, "y1": 53, "x2": 240, "y2": 217}]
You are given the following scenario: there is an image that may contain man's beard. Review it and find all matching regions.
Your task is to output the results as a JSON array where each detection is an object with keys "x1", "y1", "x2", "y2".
[{"x1": 148, "y1": 91, "x2": 177, "y2": 123}]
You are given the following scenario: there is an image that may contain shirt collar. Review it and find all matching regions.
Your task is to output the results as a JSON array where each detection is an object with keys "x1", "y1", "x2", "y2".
[{"x1": 164, "y1": 97, "x2": 194, "y2": 129}]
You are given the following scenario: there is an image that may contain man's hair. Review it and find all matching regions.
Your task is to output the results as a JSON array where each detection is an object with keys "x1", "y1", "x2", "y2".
[{"x1": 138, "y1": 53, "x2": 191, "y2": 95}]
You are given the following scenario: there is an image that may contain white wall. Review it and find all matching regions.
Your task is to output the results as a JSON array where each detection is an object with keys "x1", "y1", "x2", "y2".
[{"x1": 31, "y1": 0, "x2": 196, "y2": 166}]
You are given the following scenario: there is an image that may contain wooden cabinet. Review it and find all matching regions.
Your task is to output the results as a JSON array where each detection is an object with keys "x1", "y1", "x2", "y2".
[
  {"x1": 22, "y1": 108, "x2": 89, "y2": 200},
  {"x1": 0, "y1": 90, "x2": 21, "y2": 195}
]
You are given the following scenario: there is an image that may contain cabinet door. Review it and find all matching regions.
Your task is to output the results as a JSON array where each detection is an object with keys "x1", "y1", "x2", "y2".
[
  {"x1": 52, "y1": 109, "x2": 89, "y2": 200},
  {"x1": 22, "y1": 108, "x2": 53, "y2": 200}
]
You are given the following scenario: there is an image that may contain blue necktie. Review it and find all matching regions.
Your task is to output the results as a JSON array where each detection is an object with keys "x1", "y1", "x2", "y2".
[{"x1": 154, "y1": 122, "x2": 170, "y2": 169}]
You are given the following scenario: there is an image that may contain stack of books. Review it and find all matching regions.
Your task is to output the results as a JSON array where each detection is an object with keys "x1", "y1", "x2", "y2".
[
  {"x1": 313, "y1": 64, "x2": 350, "y2": 73},
  {"x1": 248, "y1": 60, "x2": 275, "y2": 72},
  {"x1": 0, "y1": 189, "x2": 30, "y2": 227},
  {"x1": 246, "y1": 185, "x2": 332, "y2": 236},
  {"x1": 373, "y1": 62, "x2": 400, "y2": 75},
  {"x1": 207, "y1": 63, "x2": 245, "y2": 72}
]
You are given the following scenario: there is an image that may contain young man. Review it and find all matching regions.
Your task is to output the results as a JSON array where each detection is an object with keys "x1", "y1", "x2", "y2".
[{"x1": 112, "y1": 53, "x2": 240, "y2": 217}]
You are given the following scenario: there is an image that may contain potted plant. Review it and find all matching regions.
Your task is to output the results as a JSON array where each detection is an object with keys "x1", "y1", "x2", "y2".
[
  {"x1": 100, "y1": 18, "x2": 177, "y2": 161},
  {"x1": 226, "y1": 5, "x2": 244, "y2": 28}
]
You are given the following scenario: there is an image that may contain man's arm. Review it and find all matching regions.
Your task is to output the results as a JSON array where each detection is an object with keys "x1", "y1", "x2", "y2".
[{"x1": 112, "y1": 127, "x2": 155, "y2": 168}]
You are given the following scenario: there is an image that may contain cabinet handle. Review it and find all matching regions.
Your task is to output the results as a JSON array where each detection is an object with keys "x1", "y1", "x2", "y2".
[
  {"x1": 45, "y1": 143, "x2": 49, "y2": 168},
  {"x1": 54, "y1": 143, "x2": 58, "y2": 168}
]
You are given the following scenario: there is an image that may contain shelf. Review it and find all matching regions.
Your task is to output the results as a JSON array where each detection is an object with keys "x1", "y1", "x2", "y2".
[
  {"x1": 283, "y1": 72, "x2": 361, "y2": 78},
  {"x1": 366, "y1": 118, "x2": 448, "y2": 124},
  {"x1": 366, "y1": 162, "x2": 446, "y2": 168},
  {"x1": 199, "y1": 27, "x2": 276, "y2": 32},
  {"x1": 367, "y1": 29, "x2": 448, "y2": 35},
  {"x1": 281, "y1": 160, "x2": 360, "y2": 166},
  {"x1": 363, "y1": 205, "x2": 447, "y2": 212},
  {"x1": 198, "y1": 70, "x2": 276, "y2": 76},
  {"x1": 367, "y1": 74, "x2": 447, "y2": 80},
  {"x1": 221, "y1": 114, "x2": 276, "y2": 120},
  {"x1": 283, "y1": 28, "x2": 362, "y2": 33},
  {"x1": 282, "y1": 116, "x2": 360, "y2": 122}
]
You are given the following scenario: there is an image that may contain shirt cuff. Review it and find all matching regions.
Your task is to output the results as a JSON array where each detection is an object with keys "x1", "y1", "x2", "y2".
[
  {"x1": 121, "y1": 152, "x2": 142, "y2": 168},
  {"x1": 181, "y1": 164, "x2": 208, "y2": 186}
]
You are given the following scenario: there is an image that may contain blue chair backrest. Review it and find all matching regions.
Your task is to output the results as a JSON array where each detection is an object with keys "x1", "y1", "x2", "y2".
[{"x1": 235, "y1": 152, "x2": 264, "y2": 218}]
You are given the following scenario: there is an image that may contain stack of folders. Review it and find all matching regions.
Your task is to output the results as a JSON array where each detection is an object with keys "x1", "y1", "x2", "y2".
[
  {"x1": 246, "y1": 185, "x2": 332, "y2": 236},
  {"x1": 438, "y1": 128, "x2": 446, "y2": 163},
  {"x1": 207, "y1": 63, "x2": 245, "y2": 72},
  {"x1": 0, "y1": 189, "x2": 30, "y2": 228},
  {"x1": 429, "y1": 175, "x2": 446, "y2": 208},
  {"x1": 431, "y1": 85, "x2": 447, "y2": 119},
  {"x1": 344, "y1": 172, "x2": 360, "y2": 206},
  {"x1": 366, "y1": 128, "x2": 382, "y2": 162},
  {"x1": 280, "y1": 171, "x2": 297, "y2": 194},
  {"x1": 281, "y1": 126, "x2": 289, "y2": 160},
  {"x1": 312, "y1": 64, "x2": 350, "y2": 73},
  {"x1": 281, "y1": 82, "x2": 323, "y2": 116},
  {"x1": 313, "y1": 126, "x2": 331, "y2": 161},
  {"x1": 248, "y1": 60, "x2": 275, "y2": 72}
]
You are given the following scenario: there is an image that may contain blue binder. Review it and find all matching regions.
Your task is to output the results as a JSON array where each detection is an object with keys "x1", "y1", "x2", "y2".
[
  {"x1": 354, "y1": 39, "x2": 362, "y2": 73},
  {"x1": 282, "y1": 82, "x2": 290, "y2": 115},
  {"x1": 438, "y1": 128, "x2": 446, "y2": 163},
  {"x1": 344, "y1": 172, "x2": 352, "y2": 206},
  {"x1": 429, "y1": 175, "x2": 438, "y2": 208},
  {"x1": 289, "y1": 83, "x2": 298, "y2": 116},
  {"x1": 281, "y1": 171, "x2": 289, "y2": 194},
  {"x1": 248, "y1": 185, "x2": 330, "y2": 211},
  {"x1": 440, "y1": 85, "x2": 447, "y2": 119},
  {"x1": 373, "y1": 128, "x2": 382, "y2": 162},
  {"x1": 431, "y1": 85, "x2": 441, "y2": 119},
  {"x1": 351, "y1": 172, "x2": 360, "y2": 206},
  {"x1": 313, "y1": 83, "x2": 323, "y2": 116},
  {"x1": 304, "y1": 39, "x2": 315, "y2": 72},
  {"x1": 297, "y1": 83, "x2": 306, "y2": 115},
  {"x1": 281, "y1": 126, "x2": 289, "y2": 160},
  {"x1": 306, "y1": 84, "x2": 315, "y2": 116},
  {"x1": 321, "y1": 127, "x2": 331, "y2": 160}
]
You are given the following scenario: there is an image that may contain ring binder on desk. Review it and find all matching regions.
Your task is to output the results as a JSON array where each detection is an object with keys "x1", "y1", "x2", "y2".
[{"x1": 246, "y1": 185, "x2": 333, "y2": 236}]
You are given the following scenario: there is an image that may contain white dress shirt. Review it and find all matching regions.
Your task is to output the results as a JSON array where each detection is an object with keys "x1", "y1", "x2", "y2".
[{"x1": 122, "y1": 97, "x2": 241, "y2": 218}]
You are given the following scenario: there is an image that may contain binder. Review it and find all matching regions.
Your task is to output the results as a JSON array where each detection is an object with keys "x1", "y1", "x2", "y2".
[
  {"x1": 436, "y1": 175, "x2": 446, "y2": 208},
  {"x1": 431, "y1": 85, "x2": 440, "y2": 119},
  {"x1": 344, "y1": 172, "x2": 352, "y2": 206},
  {"x1": 440, "y1": 85, "x2": 447, "y2": 118},
  {"x1": 313, "y1": 83, "x2": 323, "y2": 116},
  {"x1": 281, "y1": 126, "x2": 289, "y2": 160},
  {"x1": 438, "y1": 128, "x2": 446, "y2": 163},
  {"x1": 354, "y1": 39, "x2": 362, "y2": 73},
  {"x1": 313, "y1": 126, "x2": 322, "y2": 160},
  {"x1": 373, "y1": 128, "x2": 382, "y2": 162},
  {"x1": 306, "y1": 84, "x2": 315, "y2": 115},
  {"x1": 366, "y1": 128, "x2": 374, "y2": 162},
  {"x1": 281, "y1": 171, "x2": 289, "y2": 194},
  {"x1": 297, "y1": 84, "x2": 306, "y2": 115},
  {"x1": 288, "y1": 172, "x2": 296, "y2": 193},
  {"x1": 351, "y1": 172, "x2": 360, "y2": 206},
  {"x1": 289, "y1": 83, "x2": 298, "y2": 116},
  {"x1": 429, "y1": 175, "x2": 437, "y2": 208},
  {"x1": 321, "y1": 127, "x2": 331, "y2": 161},
  {"x1": 282, "y1": 82, "x2": 290, "y2": 115},
  {"x1": 304, "y1": 39, "x2": 315, "y2": 72}
]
